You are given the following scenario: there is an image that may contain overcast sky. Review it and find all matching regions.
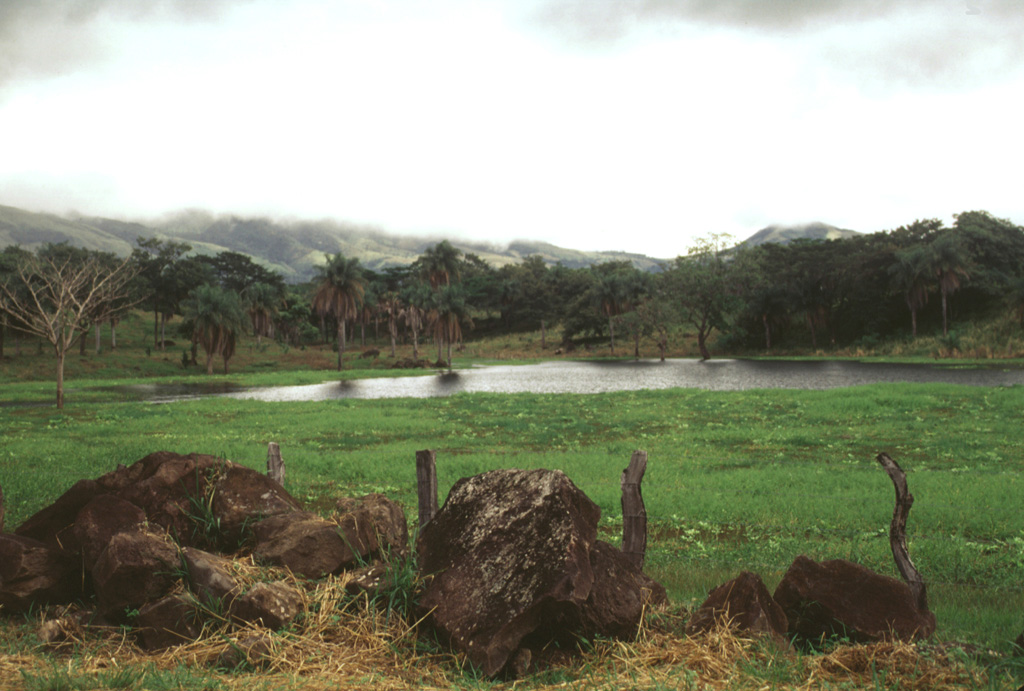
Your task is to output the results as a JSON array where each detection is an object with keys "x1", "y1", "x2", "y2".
[{"x1": 1, "y1": 0, "x2": 1022, "y2": 258}]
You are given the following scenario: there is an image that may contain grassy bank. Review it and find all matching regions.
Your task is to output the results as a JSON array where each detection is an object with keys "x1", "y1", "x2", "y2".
[
  {"x1": 3, "y1": 384, "x2": 1023, "y2": 645},
  {"x1": 2, "y1": 312, "x2": 1024, "y2": 688}
]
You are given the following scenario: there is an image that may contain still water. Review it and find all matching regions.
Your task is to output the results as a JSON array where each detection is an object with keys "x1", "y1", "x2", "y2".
[{"x1": 143, "y1": 359, "x2": 1024, "y2": 403}]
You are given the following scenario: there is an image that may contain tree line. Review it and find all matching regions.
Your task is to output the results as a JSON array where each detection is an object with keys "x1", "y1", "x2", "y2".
[{"x1": 2, "y1": 209, "x2": 1023, "y2": 408}]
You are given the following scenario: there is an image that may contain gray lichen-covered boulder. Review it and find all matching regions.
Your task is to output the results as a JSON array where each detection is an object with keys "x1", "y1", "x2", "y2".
[
  {"x1": 417, "y1": 468, "x2": 665, "y2": 677},
  {"x1": 0, "y1": 533, "x2": 80, "y2": 613},
  {"x1": 773, "y1": 555, "x2": 936, "y2": 644},
  {"x1": 686, "y1": 570, "x2": 789, "y2": 642}
]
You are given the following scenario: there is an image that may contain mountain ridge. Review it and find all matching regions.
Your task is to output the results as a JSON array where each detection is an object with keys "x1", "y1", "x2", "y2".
[{"x1": 1, "y1": 204, "x2": 857, "y2": 282}]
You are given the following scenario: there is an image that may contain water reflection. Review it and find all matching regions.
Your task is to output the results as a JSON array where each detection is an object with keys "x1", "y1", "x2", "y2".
[{"x1": 212, "y1": 359, "x2": 1024, "y2": 403}]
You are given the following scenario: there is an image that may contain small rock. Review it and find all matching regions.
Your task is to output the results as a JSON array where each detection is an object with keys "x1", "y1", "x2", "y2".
[
  {"x1": 686, "y1": 571, "x2": 788, "y2": 643},
  {"x1": 136, "y1": 594, "x2": 201, "y2": 650},
  {"x1": 73, "y1": 494, "x2": 147, "y2": 571},
  {"x1": 217, "y1": 632, "x2": 275, "y2": 670},
  {"x1": 181, "y1": 547, "x2": 240, "y2": 606},
  {"x1": 230, "y1": 581, "x2": 302, "y2": 630}
]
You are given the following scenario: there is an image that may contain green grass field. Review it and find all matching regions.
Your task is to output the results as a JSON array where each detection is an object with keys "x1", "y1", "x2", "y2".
[{"x1": 2, "y1": 312, "x2": 1023, "y2": 689}]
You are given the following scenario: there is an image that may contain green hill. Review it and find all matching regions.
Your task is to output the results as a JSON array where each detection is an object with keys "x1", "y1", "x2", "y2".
[{"x1": 0, "y1": 204, "x2": 674, "y2": 281}]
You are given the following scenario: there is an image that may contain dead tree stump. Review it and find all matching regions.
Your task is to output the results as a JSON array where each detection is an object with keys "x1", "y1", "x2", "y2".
[
  {"x1": 876, "y1": 452, "x2": 929, "y2": 613},
  {"x1": 416, "y1": 449, "x2": 438, "y2": 532},
  {"x1": 620, "y1": 450, "x2": 648, "y2": 569}
]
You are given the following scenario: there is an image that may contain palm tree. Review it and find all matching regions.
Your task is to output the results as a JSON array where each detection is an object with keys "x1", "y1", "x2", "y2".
[
  {"x1": 242, "y1": 281, "x2": 282, "y2": 346},
  {"x1": 428, "y1": 284, "x2": 474, "y2": 371},
  {"x1": 889, "y1": 246, "x2": 932, "y2": 338},
  {"x1": 418, "y1": 241, "x2": 462, "y2": 289},
  {"x1": 379, "y1": 290, "x2": 403, "y2": 357},
  {"x1": 183, "y1": 284, "x2": 246, "y2": 375},
  {"x1": 928, "y1": 234, "x2": 970, "y2": 337},
  {"x1": 312, "y1": 253, "x2": 365, "y2": 370}
]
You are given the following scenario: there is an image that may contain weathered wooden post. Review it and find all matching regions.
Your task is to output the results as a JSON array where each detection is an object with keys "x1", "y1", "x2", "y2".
[
  {"x1": 621, "y1": 450, "x2": 648, "y2": 569},
  {"x1": 267, "y1": 442, "x2": 285, "y2": 486},
  {"x1": 416, "y1": 449, "x2": 438, "y2": 531},
  {"x1": 876, "y1": 452, "x2": 929, "y2": 614}
]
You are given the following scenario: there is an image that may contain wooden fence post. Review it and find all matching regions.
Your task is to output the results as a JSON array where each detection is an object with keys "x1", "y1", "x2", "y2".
[
  {"x1": 267, "y1": 442, "x2": 285, "y2": 486},
  {"x1": 416, "y1": 449, "x2": 438, "y2": 531},
  {"x1": 621, "y1": 450, "x2": 648, "y2": 569},
  {"x1": 876, "y1": 452, "x2": 929, "y2": 614}
]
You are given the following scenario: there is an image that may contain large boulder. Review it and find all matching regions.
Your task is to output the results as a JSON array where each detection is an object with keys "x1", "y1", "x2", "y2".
[
  {"x1": 686, "y1": 570, "x2": 789, "y2": 642},
  {"x1": 91, "y1": 530, "x2": 181, "y2": 618},
  {"x1": 0, "y1": 534, "x2": 80, "y2": 612},
  {"x1": 773, "y1": 555, "x2": 936, "y2": 644},
  {"x1": 416, "y1": 468, "x2": 601, "y2": 676},
  {"x1": 73, "y1": 494, "x2": 147, "y2": 571},
  {"x1": 15, "y1": 452, "x2": 302, "y2": 556}
]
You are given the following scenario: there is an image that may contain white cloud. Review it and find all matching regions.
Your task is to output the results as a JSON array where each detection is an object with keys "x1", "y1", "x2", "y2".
[{"x1": 0, "y1": 0, "x2": 1022, "y2": 259}]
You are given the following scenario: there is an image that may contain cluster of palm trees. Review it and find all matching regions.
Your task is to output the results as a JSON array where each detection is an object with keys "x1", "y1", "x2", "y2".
[{"x1": 311, "y1": 241, "x2": 473, "y2": 371}]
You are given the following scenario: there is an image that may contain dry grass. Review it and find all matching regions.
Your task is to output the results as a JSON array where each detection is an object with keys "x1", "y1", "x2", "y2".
[{"x1": 3, "y1": 587, "x2": 996, "y2": 691}]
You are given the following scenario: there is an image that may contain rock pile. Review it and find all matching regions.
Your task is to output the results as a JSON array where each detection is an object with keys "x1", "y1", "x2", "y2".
[{"x1": 0, "y1": 451, "x2": 407, "y2": 652}]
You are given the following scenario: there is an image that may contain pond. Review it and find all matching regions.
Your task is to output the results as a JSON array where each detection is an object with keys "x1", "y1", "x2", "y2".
[{"x1": 138, "y1": 358, "x2": 1024, "y2": 403}]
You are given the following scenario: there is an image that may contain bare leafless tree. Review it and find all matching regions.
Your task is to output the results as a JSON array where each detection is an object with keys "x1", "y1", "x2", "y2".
[{"x1": 0, "y1": 250, "x2": 141, "y2": 409}]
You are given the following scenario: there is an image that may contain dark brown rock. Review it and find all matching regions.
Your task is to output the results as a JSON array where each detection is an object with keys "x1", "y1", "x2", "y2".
[
  {"x1": 230, "y1": 581, "x2": 302, "y2": 630},
  {"x1": 91, "y1": 530, "x2": 180, "y2": 618},
  {"x1": 0, "y1": 534, "x2": 80, "y2": 612},
  {"x1": 773, "y1": 555, "x2": 936, "y2": 644},
  {"x1": 252, "y1": 511, "x2": 356, "y2": 578},
  {"x1": 686, "y1": 571, "x2": 788, "y2": 642},
  {"x1": 1013, "y1": 630, "x2": 1023, "y2": 657},
  {"x1": 181, "y1": 547, "x2": 240, "y2": 606},
  {"x1": 579, "y1": 540, "x2": 669, "y2": 640},
  {"x1": 15, "y1": 478, "x2": 103, "y2": 552},
  {"x1": 136, "y1": 594, "x2": 201, "y2": 650},
  {"x1": 216, "y1": 632, "x2": 275, "y2": 669},
  {"x1": 334, "y1": 493, "x2": 409, "y2": 561},
  {"x1": 210, "y1": 464, "x2": 302, "y2": 547},
  {"x1": 73, "y1": 494, "x2": 147, "y2": 571},
  {"x1": 416, "y1": 468, "x2": 601, "y2": 677},
  {"x1": 1, "y1": 481, "x2": 5, "y2": 532}
]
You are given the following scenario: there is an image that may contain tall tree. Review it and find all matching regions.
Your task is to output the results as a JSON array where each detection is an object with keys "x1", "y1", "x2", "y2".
[
  {"x1": 928, "y1": 232, "x2": 971, "y2": 337},
  {"x1": 889, "y1": 245, "x2": 932, "y2": 337},
  {"x1": 183, "y1": 284, "x2": 246, "y2": 375},
  {"x1": 311, "y1": 253, "x2": 365, "y2": 370},
  {"x1": 428, "y1": 284, "x2": 474, "y2": 371},
  {"x1": 0, "y1": 246, "x2": 140, "y2": 408},
  {"x1": 242, "y1": 281, "x2": 283, "y2": 345},
  {"x1": 664, "y1": 234, "x2": 740, "y2": 360},
  {"x1": 417, "y1": 240, "x2": 462, "y2": 289}
]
